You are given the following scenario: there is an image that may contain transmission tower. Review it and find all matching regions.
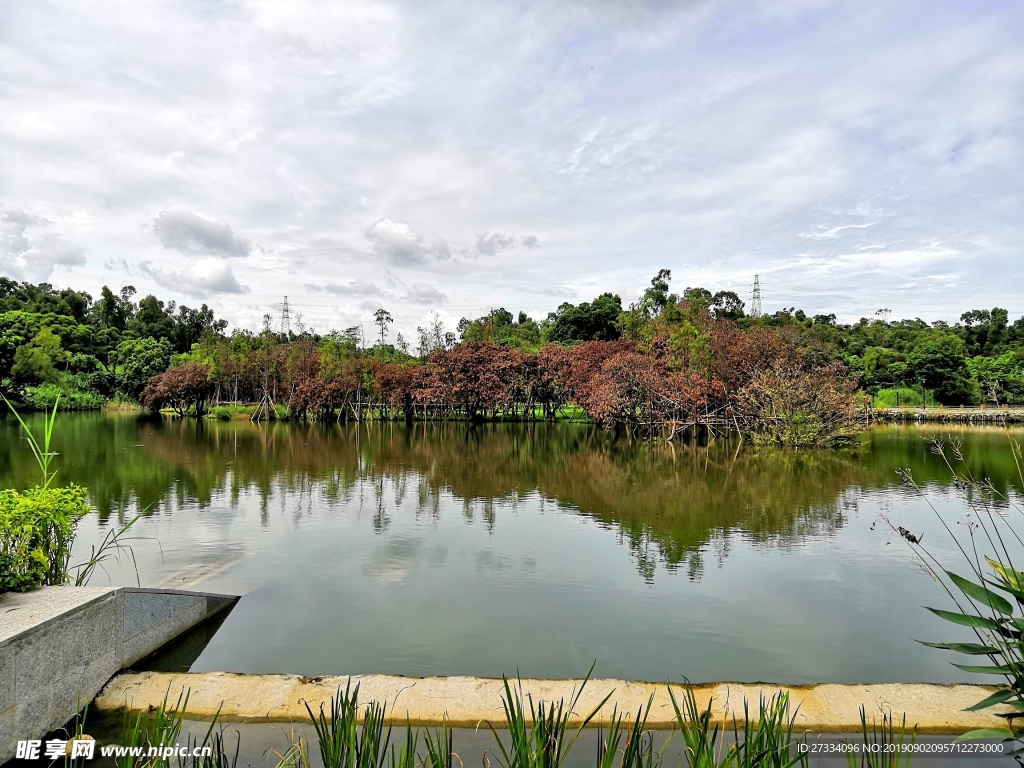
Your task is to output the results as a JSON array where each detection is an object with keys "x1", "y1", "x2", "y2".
[
  {"x1": 750, "y1": 275, "x2": 763, "y2": 318},
  {"x1": 280, "y1": 295, "x2": 291, "y2": 337}
]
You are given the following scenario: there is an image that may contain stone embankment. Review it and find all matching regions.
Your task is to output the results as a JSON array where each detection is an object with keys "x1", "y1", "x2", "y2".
[
  {"x1": 95, "y1": 671, "x2": 1010, "y2": 735},
  {"x1": 871, "y1": 406, "x2": 1024, "y2": 424}
]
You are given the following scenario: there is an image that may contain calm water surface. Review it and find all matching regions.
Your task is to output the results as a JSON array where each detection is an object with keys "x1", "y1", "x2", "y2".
[{"x1": 3, "y1": 413, "x2": 1023, "y2": 684}]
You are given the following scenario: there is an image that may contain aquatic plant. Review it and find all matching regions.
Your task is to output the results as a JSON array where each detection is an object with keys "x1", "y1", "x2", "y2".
[
  {"x1": 617, "y1": 696, "x2": 663, "y2": 768},
  {"x1": 58, "y1": 703, "x2": 93, "y2": 768},
  {"x1": 70, "y1": 509, "x2": 146, "y2": 587},
  {"x1": 0, "y1": 396, "x2": 145, "y2": 592},
  {"x1": 421, "y1": 718, "x2": 453, "y2": 768},
  {"x1": 669, "y1": 685, "x2": 809, "y2": 768},
  {"x1": 4, "y1": 392, "x2": 61, "y2": 487},
  {"x1": 596, "y1": 706, "x2": 625, "y2": 768},
  {"x1": 1, "y1": 393, "x2": 88, "y2": 592},
  {"x1": 728, "y1": 692, "x2": 806, "y2": 768},
  {"x1": 271, "y1": 737, "x2": 310, "y2": 768},
  {"x1": 668, "y1": 685, "x2": 725, "y2": 768},
  {"x1": 302, "y1": 681, "x2": 393, "y2": 768},
  {"x1": 117, "y1": 688, "x2": 189, "y2": 768},
  {"x1": 844, "y1": 705, "x2": 914, "y2": 768},
  {"x1": 881, "y1": 435, "x2": 1024, "y2": 756},
  {"x1": 488, "y1": 663, "x2": 612, "y2": 768},
  {"x1": 389, "y1": 721, "x2": 419, "y2": 768}
]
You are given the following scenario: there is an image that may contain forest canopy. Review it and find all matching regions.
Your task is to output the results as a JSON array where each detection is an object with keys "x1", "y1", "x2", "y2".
[{"x1": 2, "y1": 272, "x2": 1024, "y2": 443}]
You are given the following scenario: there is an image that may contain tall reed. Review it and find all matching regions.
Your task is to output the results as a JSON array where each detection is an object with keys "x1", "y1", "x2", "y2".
[
  {"x1": 727, "y1": 692, "x2": 806, "y2": 768},
  {"x1": 844, "y1": 706, "x2": 914, "y2": 768},
  {"x1": 421, "y1": 717, "x2": 454, "y2": 768},
  {"x1": 669, "y1": 685, "x2": 809, "y2": 768},
  {"x1": 303, "y1": 681, "x2": 393, "y2": 768},
  {"x1": 116, "y1": 688, "x2": 189, "y2": 768},
  {"x1": 668, "y1": 685, "x2": 724, "y2": 768},
  {"x1": 3, "y1": 393, "x2": 61, "y2": 488},
  {"x1": 488, "y1": 663, "x2": 612, "y2": 768}
]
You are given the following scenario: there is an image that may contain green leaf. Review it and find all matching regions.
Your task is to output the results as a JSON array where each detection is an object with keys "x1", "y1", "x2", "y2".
[
  {"x1": 987, "y1": 558, "x2": 1024, "y2": 591},
  {"x1": 947, "y1": 571, "x2": 1014, "y2": 615},
  {"x1": 955, "y1": 727, "x2": 1014, "y2": 741},
  {"x1": 985, "y1": 576, "x2": 1024, "y2": 604},
  {"x1": 952, "y1": 663, "x2": 1016, "y2": 675},
  {"x1": 916, "y1": 640, "x2": 999, "y2": 655},
  {"x1": 926, "y1": 607, "x2": 1001, "y2": 630},
  {"x1": 965, "y1": 689, "x2": 1017, "y2": 711}
]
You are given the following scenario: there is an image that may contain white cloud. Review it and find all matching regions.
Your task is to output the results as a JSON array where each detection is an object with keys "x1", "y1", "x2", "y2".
[
  {"x1": 153, "y1": 206, "x2": 251, "y2": 257},
  {"x1": 475, "y1": 233, "x2": 516, "y2": 257},
  {"x1": 0, "y1": 208, "x2": 85, "y2": 282},
  {"x1": 140, "y1": 258, "x2": 250, "y2": 298},
  {"x1": 306, "y1": 279, "x2": 385, "y2": 296},
  {"x1": 0, "y1": 1, "x2": 1022, "y2": 326},
  {"x1": 405, "y1": 283, "x2": 448, "y2": 304},
  {"x1": 365, "y1": 218, "x2": 431, "y2": 265},
  {"x1": 363, "y1": 218, "x2": 464, "y2": 266}
]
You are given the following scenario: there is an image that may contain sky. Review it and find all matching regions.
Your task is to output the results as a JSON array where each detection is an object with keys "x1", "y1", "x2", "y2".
[{"x1": 1, "y1": 0, "x2": 1022, "y2": 341}]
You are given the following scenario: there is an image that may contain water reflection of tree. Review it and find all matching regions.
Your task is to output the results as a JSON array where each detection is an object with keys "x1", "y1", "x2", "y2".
[{"x1": 2, "y1": 414, "x2": 1022, "y2": 580}]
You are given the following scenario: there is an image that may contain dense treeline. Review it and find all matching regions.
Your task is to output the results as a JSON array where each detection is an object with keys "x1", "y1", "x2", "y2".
[{"x1": 3, "y1": 270, "x2": 1024, "y2": 444}]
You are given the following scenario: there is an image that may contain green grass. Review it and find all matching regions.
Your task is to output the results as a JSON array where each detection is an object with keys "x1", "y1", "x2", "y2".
[
  {"x1": 208, "y1": 404, "x2": 258, "y2": 420},
  {"x1": 105, "y1": 399, "x2": 142, "y2": 411},
  {"x1": 873, "y1": 387, "x2": 937, "y2": 408}
]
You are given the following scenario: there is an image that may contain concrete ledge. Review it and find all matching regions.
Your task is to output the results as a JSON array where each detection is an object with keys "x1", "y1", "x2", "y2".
[
  {"x1": 0, "y1": 586, "x2": 237, "y2": 763},
  {"x1": 94, "y1": 671, "x2": 1012, "y2": 735}
]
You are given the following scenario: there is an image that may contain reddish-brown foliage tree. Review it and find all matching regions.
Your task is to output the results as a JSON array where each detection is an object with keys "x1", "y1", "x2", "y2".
[
  {"x1": 732, "y1": 329, "x2": 858, "y2": 446},
  {"x1": 425, "y1": 342, "x2": 520, "y2": 419},
  {"x1": 373, "y1": 361, "x2": 419, "y2": 418},
  {"x1": 581, "y1": 349, "x2": 721, "y2": 438},
  {"x1": 141, "y1": 362, "x2": 215, "y2": 416}
]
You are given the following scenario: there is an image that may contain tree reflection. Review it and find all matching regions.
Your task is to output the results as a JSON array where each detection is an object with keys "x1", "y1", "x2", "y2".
[{"x1": 2, "y1": 414, "x2": 1021, "y2": 581}]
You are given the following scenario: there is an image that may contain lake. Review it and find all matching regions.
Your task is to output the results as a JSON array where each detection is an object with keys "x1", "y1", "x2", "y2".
[{"x1": 3, "y1": 413, "x2": 1023, "y2": 684}]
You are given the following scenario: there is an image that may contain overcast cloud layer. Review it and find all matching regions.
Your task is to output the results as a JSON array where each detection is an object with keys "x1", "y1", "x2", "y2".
[{"x1": 1, "y1": 0, "x2": 1022, "y2": 338}]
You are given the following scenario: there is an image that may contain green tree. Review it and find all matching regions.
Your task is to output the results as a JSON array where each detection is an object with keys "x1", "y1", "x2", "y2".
[
  {"x1": 109, "y1": 337, "x2": 173, "y2": 398},
  {"x1": 967, "y1": 351, "x2": 1020, "y2": 405},
  {"x1": 620, "y1": 269, "x2": 676, "y2": 338},
  {"x1": 124, "y1": 294, "x2": 175, "y2": 342},
  {"x1": 682, "y1": 286, "x2": 712, "y2": 308},
  {"x1": 710, "y1": 291, "x2": 745, "y2": 321},
  {"x1": 12, "y1": 328, "x2": 68, "y2": 385},
  {"x1": 546, "y1": 293, "x2": 622, "y2": 344},
  {"x1": 959, "y1": 307, "x2": 1009, "y2": 356},
  {"x1": 92, "y1": 285, "x2": 136, "y2": 332},
  {"x1": 906, "y1": 336, "x2": 974, "y2": 404},
  {"x1": 374, "y1": 308, "x2": 394, "y2": 347},
  {"x1": 172, "y1": 303, "x2": 226, "y2": 353}
]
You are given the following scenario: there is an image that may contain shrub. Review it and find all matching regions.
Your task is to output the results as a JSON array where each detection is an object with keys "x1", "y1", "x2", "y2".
[
  {"x1": 22, "y1": 382, "x2": 106, "y2": 411},
  {"x1": 0, "y1": 484, "x2": 89, "y2": 592}
]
